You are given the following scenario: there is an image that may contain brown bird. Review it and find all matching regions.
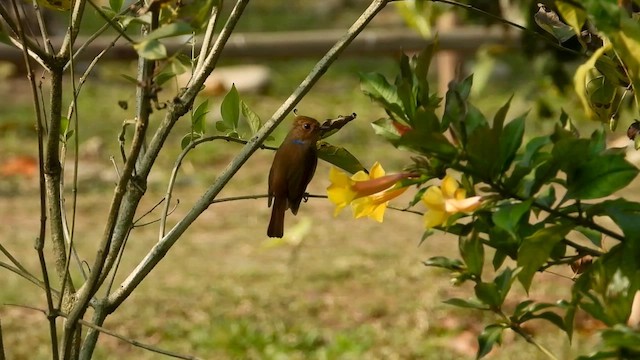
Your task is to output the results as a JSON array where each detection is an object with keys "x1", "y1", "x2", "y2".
[{"x1": 268, "y1": 116, "x2": 327, "y2": 238}]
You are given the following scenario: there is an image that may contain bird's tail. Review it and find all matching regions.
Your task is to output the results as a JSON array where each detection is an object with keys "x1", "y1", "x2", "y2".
[{"x1": 267, "y1": 197, "x2": 286, "y2": 238}]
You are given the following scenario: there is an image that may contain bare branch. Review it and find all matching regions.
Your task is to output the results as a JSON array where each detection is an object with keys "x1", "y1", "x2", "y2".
[
  {"x1": 59, "y1": 0, "x2": 87, "y2": 58},
  {"x1": 194, "y1": 1, "x2": 223, "y2": 74},
  {"x1": 6, "y1": 305, "x2": 201, "y2": 360},
  {"x1": 8, "y1": 0, "x2": 59, "y2": 357}
]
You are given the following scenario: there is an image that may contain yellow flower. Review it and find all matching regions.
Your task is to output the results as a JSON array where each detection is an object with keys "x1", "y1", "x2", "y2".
[
  {"x1": 327, "y1": 162, "x2": 412, "y2": 220},
  {"x1": 352, "y1": 187, "x2": 408, "y2": 222},
  {"x1": 422, "y1": 175, "x2": 481, "y2": 229}
]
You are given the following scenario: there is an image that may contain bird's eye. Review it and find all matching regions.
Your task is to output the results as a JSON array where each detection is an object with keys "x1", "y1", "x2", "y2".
[{"x1": 303, "y1": 123, "x2": 311, "y2": 130}]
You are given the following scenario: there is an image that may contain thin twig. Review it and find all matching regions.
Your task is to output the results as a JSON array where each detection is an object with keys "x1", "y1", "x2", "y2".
[
  {"x1": 159, "y1": 135, "x2": 275, "y2": 239},
  {"x1": 85, "y1": 0, "x2": 135, "y2": 44},
  {"x1": 431, "y1": 0, "x2": 584, "y2": 58},
  {"x1": 8, "y1": 0, "x2": 59, "y2": 358},
  {"x1": 0, "y1": 243, "x2": 30, "y2": 275},
  {"x1": 5, "y1": 304, "x2": 201, "y2": 360},
  {"x1": 0, "y1": 261, "x2": 60, "y2": 298},
  {"x1": 63, "y1": 5, "x2": 154, "y2": 345},
  {"x1": 0, "y1": 3, "x2": 51, "y2": 69},
  {"x1": 59, "y1": 0, "x2": 87, "y2": 58},
  {"x1": 31, "y1": 0, "x2": 53, "y2": 54},
  {"x1": 65, "y1": 0, "x2": 142, "y2": 70},
  {"x1": 194, "y1": 1, "x2": 223, "y2": 74}
]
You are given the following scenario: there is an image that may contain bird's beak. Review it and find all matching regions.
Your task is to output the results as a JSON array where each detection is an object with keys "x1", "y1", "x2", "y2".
[{"x1": 319, "y1": 122, "x2": 332, "y2": 131}]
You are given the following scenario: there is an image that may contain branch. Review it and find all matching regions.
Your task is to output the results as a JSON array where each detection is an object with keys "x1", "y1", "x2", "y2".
[
  {"x1": 8, "y1": 0, "x2": 59, "y2": 358},
  {"x1": 0, "y1": 261, "x2": 60, "y2": 298},
  {"x1": 194, "y1": 1, "x2": 223, "y2": 74},
  {"x1": 59, "y1": 0, "x2": 87, "y2": 58},
  {"x1": 159, "y1": 135, "x2": 277, "y2": 239},
  {"x1": 108, "y1": 0, "x2": 393, "y2": 311},
  {"x1": 0, "y1": 3, "x2": 52, "y2": 68},
  {"x1": 65, "y1": 0, "x2": 143, "y2": 71},
  {"x1": 430, "y1": 0, "x2": 584, "y2": 58},
  {"x1": 63, "y1": 83, "x2": 149, "y2": 351}
]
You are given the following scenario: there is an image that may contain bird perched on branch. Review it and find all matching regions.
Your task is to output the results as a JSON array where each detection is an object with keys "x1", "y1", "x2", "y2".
[{"x1": 267, "y1": 115, "x2": 328, "y2": 238}]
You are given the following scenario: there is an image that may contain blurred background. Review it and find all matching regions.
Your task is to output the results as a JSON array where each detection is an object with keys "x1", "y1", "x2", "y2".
[{"x1": 0, "y1": 1, "x2": 626, "y2": 358}]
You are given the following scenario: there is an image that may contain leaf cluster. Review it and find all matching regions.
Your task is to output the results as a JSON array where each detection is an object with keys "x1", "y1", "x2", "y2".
[{"x1": 360, "y1": 38, "x2": 640, "y2": 358}]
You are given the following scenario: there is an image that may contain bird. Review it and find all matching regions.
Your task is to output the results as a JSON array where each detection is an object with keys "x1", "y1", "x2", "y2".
[{"x1": 267, "y1": 115, "x2": 327, "y2": 238}]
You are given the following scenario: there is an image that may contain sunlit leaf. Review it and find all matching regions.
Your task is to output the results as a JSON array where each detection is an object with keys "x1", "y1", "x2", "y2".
[
  {"x1": 574, "y1": 44, "x2": 612, "y2": 120},
  {"x1": 317, "y1": 141, "x2": 365, "y2": 174},
  {"x1": 517, "y1": 224, "x2": 572, "y2": 292},
  {"x1": 556, "y1": 2, "x2": 587, "y2": 38},
  {"x1": 134, "y1": 39, "x2": 168, "y2": 60},
  {"x1": 359, "y1": 72, "x2": 406, "y2": 122},
  {"x1": 144, "y1": 22, "x2": 193, "y2": 42},
  {"x1": 220, "y1": 84, "x2": 240, "y2": 129},
  {"x1": 191, "y1": 100, "x2": 208, "y2": 134},
  {"x1": 241, "y1": 101, "x2": 262, "y2": 135}
]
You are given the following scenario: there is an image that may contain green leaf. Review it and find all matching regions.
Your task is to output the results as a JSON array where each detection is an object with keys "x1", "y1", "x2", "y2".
[
  {"x1": 556, "y1": 2, "x2": 587, "y2": 39},
  {"x1": 528, "y1": 311, "x2": 566, "y2": 331},
  {"x1": 492, "y1": 95, "x2": 512, "y2": 136},
  {"x1": 494, "y1": 267, "x2": 519, "y2": 305},
  {"x1": 424, "y1": 256, "x2": 464, "y2": 271},
  {"x1": 498, "y1": 113, "x2": 526, "y2": 173},
  {"x1": 109, "y1": 0, "x2": 123, "y2": 12},
  {"x1": 220, "y1": 84, "x2": 240, "y2": 129},
  {"x1": 191, "y1": 100, "x2": 209, "y2": 134},
  {"x1": 371, "y1": 118, "x2": 402, "y2": 142},
  {"x1": 120, "y1": 74, "x2": 138, "y2": 84},
  {"x1": 517, "y1": 224, "x2": 572, "y2": 292},
  {"x1": 59, "y1": 116, "x2": 70, "y2": 135},
  {"x1": 443, "y1": 298, "x2": 489, "y2": 310},
  {"x1": 477, "y1": 324, "x2": 505, "y2": 358},
  {"x1": 317, "y1": 141, "x2": 366, "y2": 174},
  {"x1": 399, "y1": 128, "x2": 458, "y2": 159},
  {"x1": 576, "y1": 226, "x2": 603, "y2": 248},
  {"x1": 475, "y1": 282, "x2": 502, "y2": 308},
  {"x1": 611, "y1": 18, "x2": 640, "y2": 117},
  {"x1": 460, "y1": 233, "x2": 484, "y2": 277},
  {"x1": 241, "y1": 101, "x2": 262, "y2": 135},
  {"x1": 467, "y1": 125, "x2": 499, "y2": 180},
  {"x1": 601, "y1": 324, "x2": 640, "y2": 351},
  {"x1": 573, "y1": 43, "x2": 611, "y2": 121},
  {"x1": 587, "y1": 198, "x2": 640, "y2": 242},
  {"x1": 180, "y1": 132, "x2": 201, "y2": 150},
  {"x1": 215, "y1": 121, "x2": 230, "y2": 133},
  {"x1": 492, "y1": 200, "x2": 532, "y2": 238},
  {"x1": 565, "y1": 154, "x2": 638, "y2": 200},
  {"x1": 177, "y1": 0, "x2": 215, "y2": 30},
  {"x1": 359, "y1": 72, "x2": 406, "y2": 122},
  {"x1": 134, "y1": 39, "x2": 167, "y2": 60},
  {"x1": 144, "y1": 22, "x2": 193, "y2": 42}
]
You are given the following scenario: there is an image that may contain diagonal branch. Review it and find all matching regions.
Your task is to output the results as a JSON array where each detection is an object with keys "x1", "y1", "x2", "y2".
[{"x1": 107, "y1": 0, "x2": 392, "y2": 311}]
